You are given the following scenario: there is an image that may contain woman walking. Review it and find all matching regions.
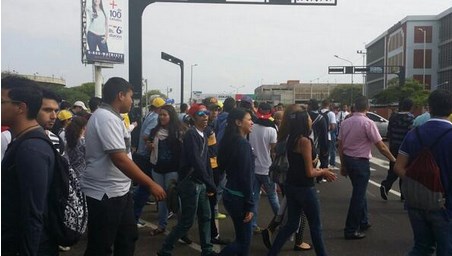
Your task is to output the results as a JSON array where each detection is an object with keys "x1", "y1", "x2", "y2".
[
  {"x1": 65, "y1": 116, "x2": 88, "y2": 177},
  {"x1": 149, "y1": 105, "x2": 185, "y2": 236},
  {"x1": 218, "y1": 108, "x2": 255, "y2": 256},
  {"x1": 268, "y1": 111, "x2": 336, "y2": 256}
]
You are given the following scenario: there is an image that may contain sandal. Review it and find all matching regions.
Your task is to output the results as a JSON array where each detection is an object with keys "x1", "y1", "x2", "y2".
[
  {"x1": 293, "y1": 242, "x2": 312, "y2": 251},
  {"x1": 149, "y1": 228, "x2": 165, "y2": 236}
]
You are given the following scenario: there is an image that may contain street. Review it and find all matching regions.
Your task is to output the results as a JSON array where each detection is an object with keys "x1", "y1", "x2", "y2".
[{"x1": 65, "y1": 145, "x2": 413, "y2": 256}]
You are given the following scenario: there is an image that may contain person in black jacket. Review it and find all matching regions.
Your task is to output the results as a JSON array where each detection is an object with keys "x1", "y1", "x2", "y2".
[
  {"x1": 217, "y1": 108, "x2": 255, "y2": 256},
  {"x1": 1, "y1": 76, "x2": 58, "y2": 255},
  {"x1": 158, "y1": 103, "x2": 217, "y2": 256}
]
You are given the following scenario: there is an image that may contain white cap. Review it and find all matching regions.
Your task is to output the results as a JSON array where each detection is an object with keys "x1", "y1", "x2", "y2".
[{"x1": 73, "y1": 101, "x2": 88, "y2": 110}]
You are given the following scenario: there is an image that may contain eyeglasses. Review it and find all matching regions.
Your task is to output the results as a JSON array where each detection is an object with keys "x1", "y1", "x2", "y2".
[
  {"x1": 1, "y1": 100, "x2": 22, "y2": 105},
  {"x1": 196, "y1": 110, "x2": 209, "y2": 116}
]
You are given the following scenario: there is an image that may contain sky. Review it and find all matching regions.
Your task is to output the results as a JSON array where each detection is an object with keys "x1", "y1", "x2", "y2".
[{"x1": 1, "y1": 0, "x2": 451, "y2": 102}]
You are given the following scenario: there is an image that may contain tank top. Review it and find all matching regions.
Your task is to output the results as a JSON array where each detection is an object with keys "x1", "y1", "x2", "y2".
[{"x1": 286, "y1": 136, "x2": 315, "y2": 187}]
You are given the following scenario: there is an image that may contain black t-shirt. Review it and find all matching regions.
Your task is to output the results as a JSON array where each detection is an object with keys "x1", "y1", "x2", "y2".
[{"x1": 286, "y1": 137, "x2": 316, "y2": 187}]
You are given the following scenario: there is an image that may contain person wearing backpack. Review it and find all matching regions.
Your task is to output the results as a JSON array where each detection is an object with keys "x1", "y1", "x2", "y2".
[
  {"x1": 307, "y1": 99, "x2": 329, "y2": 183},
  {"x1": 1, "y1": 76, "x2": 59, "y2": 255},
  {"x1": 394, "y1": 89, "x2": 452, "y2": 256}
]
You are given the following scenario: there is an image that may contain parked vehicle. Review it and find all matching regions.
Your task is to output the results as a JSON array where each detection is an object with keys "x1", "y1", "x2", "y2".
[{"x1": 366, "y1": 112, "x2": 388, "y2": 138}]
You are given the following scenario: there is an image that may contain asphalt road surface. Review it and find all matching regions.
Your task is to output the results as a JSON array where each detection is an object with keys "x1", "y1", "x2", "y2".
[{"x1": 65, "y1": 146, "x2": 414, "y2": 256}]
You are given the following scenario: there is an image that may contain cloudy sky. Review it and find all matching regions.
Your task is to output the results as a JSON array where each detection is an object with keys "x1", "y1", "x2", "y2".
[{"x1": 2, "y1": 0, "x2": 451, "y2": 102}]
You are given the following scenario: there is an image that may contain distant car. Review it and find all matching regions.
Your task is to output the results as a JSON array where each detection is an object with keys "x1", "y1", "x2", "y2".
[{"x1": 366, "y1": 112, "x2": 388, "y2": 138}]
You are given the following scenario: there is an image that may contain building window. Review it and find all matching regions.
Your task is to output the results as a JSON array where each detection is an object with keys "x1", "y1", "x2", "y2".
[
  {"x1": 413, "y1": 49, "x2": 432, "y2": 68},
  {"x1": 414, "y1": 26, "x2": 432, "y2": 43}
]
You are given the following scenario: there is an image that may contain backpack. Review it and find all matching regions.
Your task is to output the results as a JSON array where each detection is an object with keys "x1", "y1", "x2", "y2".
[
  {"x1": 269, "y1": 138, "x2": 289, "y2": 184},
  {"x1": 310, "y1": 113, "x2": 328, "y2": 157},
  {"x1": 401, "y1": 127, "x2": 452, "y2": 211},
  {"x1": 14, "y1": 131, "x2": 88, "y2": 246}
]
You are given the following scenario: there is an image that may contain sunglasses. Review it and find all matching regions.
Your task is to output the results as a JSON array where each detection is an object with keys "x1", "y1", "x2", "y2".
[{"x1": 196, "y1": 110, "x2": 209, "y2": 116}]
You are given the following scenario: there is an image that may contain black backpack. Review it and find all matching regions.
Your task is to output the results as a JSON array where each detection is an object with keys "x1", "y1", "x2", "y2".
[
  {"x1": 12, "y1": 130, "x2": 88, "y2": 246},
  {"x1": 401, "y1": 127, "x2": 452, "y2": 211}
]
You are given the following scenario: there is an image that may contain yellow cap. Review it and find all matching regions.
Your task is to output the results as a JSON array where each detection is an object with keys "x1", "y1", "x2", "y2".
[
  {"x1": 151, "y1": 97, "x2": 165, "y2": 108},
  {"x1": 57, "y1": 110, "x2": 73, "y2": 121}
]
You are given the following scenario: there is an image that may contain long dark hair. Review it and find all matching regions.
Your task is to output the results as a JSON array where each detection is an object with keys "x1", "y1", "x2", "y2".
[
  {"x1": 277, "y1": 104, "x2": 302, "y2": 142},
  {"x1": 287, "y1": 111, "x2": 310, "y2": 151},
  {"x1": 92, "y1": 0, "x2": 106, "y2": 20},
  {"x1": 218, "y1": 108, "x2": 250, "y2": 169},
  {"x1": 66, "y1": 116, "x2": 88, "y2": 149},
  {"x1": 151, "y1": 105, "x2": 185, "y2": 143}
]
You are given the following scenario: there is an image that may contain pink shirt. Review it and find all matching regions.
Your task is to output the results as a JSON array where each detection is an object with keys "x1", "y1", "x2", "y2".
[{"x1": 338, "y1": 112, "x2": 382, "y2": 159}]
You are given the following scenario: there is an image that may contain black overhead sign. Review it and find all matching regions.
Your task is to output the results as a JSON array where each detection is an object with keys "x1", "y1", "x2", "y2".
[
  {"x1": 328, "y1": 66, "x2": 402, "y2": 74},
  {"x1": 155, "y1": 0, "x2": 337, "y2": 5}
]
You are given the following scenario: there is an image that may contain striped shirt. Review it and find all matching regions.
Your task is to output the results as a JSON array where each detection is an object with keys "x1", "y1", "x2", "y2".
[{"x1": 387, "y1": 112, "x2": 414, "y2": 149}]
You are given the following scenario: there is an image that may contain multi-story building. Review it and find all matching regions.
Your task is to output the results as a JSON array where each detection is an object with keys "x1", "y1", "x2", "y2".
[
  {"x1": 254, "y1": 80, "x2": 344, "y2": 105},
  {"x1": 365, "y1": 7, "x2": 452, "y2": 97}
]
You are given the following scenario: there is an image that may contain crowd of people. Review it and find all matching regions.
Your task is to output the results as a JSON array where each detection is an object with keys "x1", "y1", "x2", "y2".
[{"x1": 2, "y1": 75, "x2": 452, "y2": 256}]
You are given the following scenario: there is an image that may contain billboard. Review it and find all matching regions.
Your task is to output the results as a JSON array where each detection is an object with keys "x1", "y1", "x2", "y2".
[{"x1": 81, "y1": 0, "x2": 125, "y2": 64}]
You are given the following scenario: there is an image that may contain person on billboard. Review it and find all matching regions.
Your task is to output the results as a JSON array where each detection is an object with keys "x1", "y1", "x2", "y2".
[{"x1": 87, "y1": 0, "x2": 109, "y2": 52}]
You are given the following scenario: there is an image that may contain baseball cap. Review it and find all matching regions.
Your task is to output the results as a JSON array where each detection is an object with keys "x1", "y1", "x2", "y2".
[
  {"x1": 239, "y1": 96, "x2": 253, "y2": 109},
  {"x1": 151, "y1": 97, "x2": 165, "y2": 108},
  {"x1": 73, "y1": 101, "x2": 88, "y2": 110},
  {"x1": 188, "y1": 104, "x2": 208, "y2": 117},
  {"x1": 257, "y1": 102, "x2": 272, "y2": 119},
  {"x1": 57, "y1": 110, "x2": 73, "y2": 121}
]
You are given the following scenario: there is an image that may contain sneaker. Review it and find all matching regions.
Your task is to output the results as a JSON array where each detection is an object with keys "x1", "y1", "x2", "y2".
[
  {"x1": 146, "y1": 198, "x2": 156, "y2": 205},
  {"x1": 58, "y1": 246, "x2": 71, "y2": 252},
  {"x1": 137, "y1": 219, "x2": 147, "y2": 228},
  {"x1": 380, "y1": 185, "x2": 388, "y2": 200},
  {"x1": 167, "y1": 211, "x2": 175, "y2": 220},
  {"x1": 211, "y1": 236, "x2": 231, "y2": 245},
  {"x1": 262, "y1": 228, "x2": 272, "y2": 249},
  {"x1": 253, "y1": 226, "x2": 263, "y2": 234},
  {"x1": 318, "y1": 178, "x2": 327, "y2": 184},
  {"x1": 215, "y1": 212, "x2": 227, "y2": 220},
  {"x1": 179, "y1": 236, "x2": 192, "y2": 245}
]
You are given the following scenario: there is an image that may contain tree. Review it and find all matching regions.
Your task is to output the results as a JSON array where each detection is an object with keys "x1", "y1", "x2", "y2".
[
  {"x1": 371, "y1": 78, "x2": 428, "y2": 106},
  {"x1": 328, "y1": 84, "x2": 363, "y2": 105},
  {"x1": 141, "y1": 89, "x2": 166, "y2": 106}
]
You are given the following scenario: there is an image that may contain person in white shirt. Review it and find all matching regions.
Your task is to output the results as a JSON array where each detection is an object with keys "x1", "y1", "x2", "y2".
[{"x1": 321, "y1": 100, "x2": 338, "y2": 169}]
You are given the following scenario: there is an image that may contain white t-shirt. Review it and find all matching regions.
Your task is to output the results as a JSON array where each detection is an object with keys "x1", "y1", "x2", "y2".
[
  {"x1": 1, "y1": 130, "x2": 12, "y2": 160},
  {"x1": 248, "y1": 124, "x2": 277, "y2": 175},
  {"x1": 321, "y1": 108, "x2": 337, "y2": 140},
  {"x1": 81, "y1": 105, "x2": 132, "y2": 200}
]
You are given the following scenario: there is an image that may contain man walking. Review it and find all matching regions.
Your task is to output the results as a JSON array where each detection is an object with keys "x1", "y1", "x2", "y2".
[
  {"x1": 394, "y1": 89, "x2": 452, "y2": 255},
  {"x1": 248, "y1": 102, "x2": 279, "y2": 233},
  {"x1": 2, "y1": 76, "x2": 58, "y2": 255},
  {"x1": 158, "y1": 103, "x2": 217, "y2": 256},
  {"x1": 81, "y1": 77, "x2": 165, "y2": 256},
  {"x1": 338, "y1": 96, "x2": 396, "y2": 240},
  {"x1": 380, "y1": 98, "x2": 414, "y2": 200}
]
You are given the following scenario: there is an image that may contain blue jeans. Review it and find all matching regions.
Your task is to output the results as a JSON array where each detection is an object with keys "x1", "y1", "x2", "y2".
[
  {"x1": 252, "y1": 174, "x2": 280, "y2": 228},
  {"x1": 219, "y1": 191, "x2": 253, "y2": 256},
  {"x1": 133, "y1": 167, "x2": 153, "y2": 222},
  {"x1": 158, "y1": 178, "x2": 213, "y2": 256},
  {"x1": 87, "y1": 31, "x2": 109, "y2": 52},
  {"x1": 328, "y1": 132, "x2": 336, "y2": 166},
  {"x1": 407, "y1": 208, "x2": 452, "y2": 256},
  {"x1": 268, "y1": 184, "x2": 328, "y2": 256},
  {"x1": 152, "y1": 170, "x2": 178, "y2": 229},
  {"x1": 343, "y1": 156, "x2": 370, "y2": 235}
]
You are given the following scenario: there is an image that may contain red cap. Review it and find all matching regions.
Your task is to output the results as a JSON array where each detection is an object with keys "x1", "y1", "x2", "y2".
[{"x1": 188, "y1": 104, "x2": 207, "y2": 117}]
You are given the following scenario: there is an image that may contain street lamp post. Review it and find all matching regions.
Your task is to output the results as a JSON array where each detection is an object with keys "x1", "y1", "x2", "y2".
[
  {"x1": 417, "y1": 28, "x2": 427, "y2": 89},
  {"x1": 161, "y1": 52, "x2": 184, "y2": 103},
  {"x1": 334, "y1": 54, "x2": 354, "y2": 105},
  {"x1": 190, "y1": 64, "x2": 198, "y2": 104},
  {"x1": 230, "y1": 85, "x2": 245, "y2": 94},
  {"x1": 357, "y1": 50, "x2": 367, "y2": 96}
]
